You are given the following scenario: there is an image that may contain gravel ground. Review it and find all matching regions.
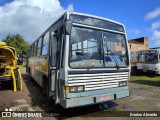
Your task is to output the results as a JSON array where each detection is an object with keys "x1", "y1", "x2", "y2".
[{"x1": 0, "y1": 68, "x2": 160, "y2": 120}]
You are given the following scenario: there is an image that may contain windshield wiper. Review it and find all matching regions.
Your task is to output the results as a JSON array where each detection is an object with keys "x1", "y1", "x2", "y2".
[{"x1": 107, "y1": 49, "x2": 120, "y2": 70}]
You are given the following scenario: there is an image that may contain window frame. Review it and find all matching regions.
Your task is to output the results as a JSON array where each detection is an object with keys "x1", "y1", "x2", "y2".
[
  {"x1": 36, "y1": 38, "x2": 42, "y2": 56},
  {"x1": 41, "y1": 32, "x2": 49, "y2": 56}
]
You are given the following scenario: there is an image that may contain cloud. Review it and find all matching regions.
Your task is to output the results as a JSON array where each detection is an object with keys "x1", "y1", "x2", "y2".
[
  {"x1": 152, "y1": 21, "x2": 160, "y2": 30},
  {"x1": 128, "y1": 28, "x2": 141, "y2": 35},
  {"x1": 145, "y1": 7, "x2": 160, "y2": 20},
  {"x1": 0, "y1": 0, "x2": 73, "y2": 43},
  {"x1": 145, "y1": 7, "x2": 160, "y2": 46},
  {"x1": 133, "y1": 29, "x2": 141, "y2": 34},
  {"x1": 151, "y1": 23, "x2": 160, "y2": 46},
  {"x1": 152, "y1": 30, "x2": 160, "y2": 40},
  {"x1": 67, "y1": 4, "x2": 74, "y2": 12},
  {"x1": 152, "y1": 30, "x2": 160, "y2": 46}
]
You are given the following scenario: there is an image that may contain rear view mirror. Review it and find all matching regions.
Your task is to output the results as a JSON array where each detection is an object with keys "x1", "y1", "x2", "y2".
[
  {"x1": 65, "y1": 21, "x2": 72, "y2": 35},
  {"x1": 52, "y1": 31, "x2": 57, "y2": 36}
]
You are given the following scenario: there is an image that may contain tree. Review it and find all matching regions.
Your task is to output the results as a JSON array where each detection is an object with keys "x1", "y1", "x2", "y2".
[{"x1": 2, "y1": 34, "x2": 29, "y2": 54}]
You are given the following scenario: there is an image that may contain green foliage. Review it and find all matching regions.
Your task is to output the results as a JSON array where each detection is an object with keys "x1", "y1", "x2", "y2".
[
  {"x1": 18, "y1": 64, "x2": 26, "y2": 68},
  {"x1": 2, "y1": 34, "x2": 29, "y2": 54}
]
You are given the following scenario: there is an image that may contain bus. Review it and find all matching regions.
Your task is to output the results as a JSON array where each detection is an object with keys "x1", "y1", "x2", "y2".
[
  {"x1": 26, "y1": 12, "x2": 130, "y2": 108},
  {"x1": 137, "y1": 49, "x2": 160, "y2": 74},
  {"x1": 0, "y1": 42, "x2": 22, "y2": 92},
  {"x1": 130, "y1": 51, "x2": 138, "y2": 74}
]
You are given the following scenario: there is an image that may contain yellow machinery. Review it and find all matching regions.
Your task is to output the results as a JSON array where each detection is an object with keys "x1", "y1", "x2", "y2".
[{"x1": 0, "y1": 42, "x2": 22, "y2": 92}]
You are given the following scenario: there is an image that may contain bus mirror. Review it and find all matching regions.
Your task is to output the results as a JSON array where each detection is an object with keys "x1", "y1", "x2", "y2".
[
  {"x1": 52, "y1": 31, "x2": 57, "y2": 36},
  {"x1": 65, "y1": 21, "x2": 72, "y2": 35}
]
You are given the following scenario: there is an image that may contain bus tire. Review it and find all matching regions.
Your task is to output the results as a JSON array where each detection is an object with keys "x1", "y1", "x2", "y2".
[{"x1": 26, "y1": 67, "x2": 30, "y2": 74}]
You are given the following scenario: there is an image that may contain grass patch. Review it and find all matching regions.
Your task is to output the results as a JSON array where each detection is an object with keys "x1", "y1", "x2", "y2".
[
  {"x1": 18, "y1": 64, "x2": 26, "y2": 68},
  {"x1": 130, "y1": 75, "x2": 160, "y2": 87},
  {"x1": 131, "y1": 75, "x2": 160, "y2": 81}
]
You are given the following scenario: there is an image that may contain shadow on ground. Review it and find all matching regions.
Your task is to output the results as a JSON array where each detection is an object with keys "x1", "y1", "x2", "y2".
[
  {"x1": 0, "y1": 81, "x2": 13, "y2": 91},
  {"x1": 22, "y1": 73, "x2": 119, "y2": 119}
]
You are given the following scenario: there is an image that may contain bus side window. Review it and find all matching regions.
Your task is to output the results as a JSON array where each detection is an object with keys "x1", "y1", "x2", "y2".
[
  {"x1": 34, "y1": 42, "x2": 37, "y2": 56},
  {"x1": 61, "y1": 34, "x2": 65, "y2": 67},
  {"x1": 42, "y1": 44, "x2": 48, "y2": 55},
  {"x1": 37, "y1": 38, "x2": 42, "y2": 56},
  {"x1": 42, "y1": 32, "x2": 49, "y2": 55},
  {"x1": 51, "y1": 34, "x2": 57, "y2": 66}
]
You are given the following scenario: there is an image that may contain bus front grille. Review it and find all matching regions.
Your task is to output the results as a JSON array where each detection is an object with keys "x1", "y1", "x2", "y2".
[{"x1": 68, "y1": 72, "x2": 129, "y2": 91}]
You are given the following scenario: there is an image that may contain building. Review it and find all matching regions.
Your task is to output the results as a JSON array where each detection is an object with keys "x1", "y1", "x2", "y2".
[
  {"x1": 128, "y1": 37, "x2": 149, "y2": 70},
  {"x1": 128, "y1": 37, "x2": 149, "y2": 52}
]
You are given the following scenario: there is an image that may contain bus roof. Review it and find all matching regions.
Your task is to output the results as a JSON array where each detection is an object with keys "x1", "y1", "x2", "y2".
[
  {"x1": 138, "y1": 49, "x2": 160, "y2": 54},
  {"x1": 68, "y1": 12, "x2": 125, "y2": 27},
  {"x1": 30, "y1": 11, "x2": 125, "y2": 46}
]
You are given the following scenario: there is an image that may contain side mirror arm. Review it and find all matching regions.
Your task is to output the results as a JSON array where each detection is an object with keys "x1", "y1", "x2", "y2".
[{"x1": 65, "y1": 21, "x2": 72, "y2": 35}]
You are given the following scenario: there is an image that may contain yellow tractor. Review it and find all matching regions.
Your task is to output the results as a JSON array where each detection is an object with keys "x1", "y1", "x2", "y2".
[{"x1": 0, "y1": 42, "x2": 22, "y2": 92}]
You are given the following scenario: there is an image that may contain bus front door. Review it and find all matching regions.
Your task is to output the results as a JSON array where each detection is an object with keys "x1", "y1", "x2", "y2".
[{"x1": 49, "y1": 29, "x2": 63, "y2": 104}]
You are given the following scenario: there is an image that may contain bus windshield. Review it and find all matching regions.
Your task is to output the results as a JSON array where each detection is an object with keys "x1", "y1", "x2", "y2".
[
  {"x1": 145, "y1": 53, "x2": 158, "y2": 64},
  {"x1": 69, "y1": 27, "x2": 128, "y2": 68}
]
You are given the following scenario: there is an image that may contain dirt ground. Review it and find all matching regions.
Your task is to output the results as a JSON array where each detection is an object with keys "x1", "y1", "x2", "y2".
[{"x1": 0, "y1": 68, "x2": 160, "y2": 120}]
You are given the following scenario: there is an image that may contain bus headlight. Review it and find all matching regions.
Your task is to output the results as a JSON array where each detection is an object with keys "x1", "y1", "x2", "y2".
[
  {"x1": 119, "y1": 81, "x2": 127, "y2": 87},
  {"x1": 77, "y1": 86, "x2": 84, "y2": 92},
  {"x1": 70, "y1": 86, "x2": 77, "y2": 93},
  {"x1": 68, "y1": 86, "x2": 84, "y2": 93}
]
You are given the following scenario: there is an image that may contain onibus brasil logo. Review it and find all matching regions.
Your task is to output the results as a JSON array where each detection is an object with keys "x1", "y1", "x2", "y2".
[
  {"x1": 2, "y1": 108, "x2": 42, "y2": 117},
  {"x1": 2, "y1": 109, "x2": 13, "y2": 117}
]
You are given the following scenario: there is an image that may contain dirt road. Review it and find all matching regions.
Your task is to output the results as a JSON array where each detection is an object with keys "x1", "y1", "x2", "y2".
[{"x1": 0, "y1": 68, "x2": 160, "y2": 120}]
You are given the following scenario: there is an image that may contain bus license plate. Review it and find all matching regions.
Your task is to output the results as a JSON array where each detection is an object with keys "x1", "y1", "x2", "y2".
[{"x1": 99, "y1": 94, "x2": 113, "y2": 102}]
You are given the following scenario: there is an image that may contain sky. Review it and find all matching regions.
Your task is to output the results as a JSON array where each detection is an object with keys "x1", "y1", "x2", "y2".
[{"x1": 0, "y1": 0, "x2": 160, "y2": 48}]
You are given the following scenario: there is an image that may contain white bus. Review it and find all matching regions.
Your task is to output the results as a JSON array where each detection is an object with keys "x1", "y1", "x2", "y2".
[
  {"x1": 26, "y1": 11, "x2": 130, "y2": 108},
  {"x1": 137, "y1": 49, "x2": 160, "y2": 74}
]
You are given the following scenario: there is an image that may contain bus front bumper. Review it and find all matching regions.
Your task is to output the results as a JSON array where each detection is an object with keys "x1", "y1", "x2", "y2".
[{"x1": 61, "y1": 86, "x2": 129, "y2": 108}]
